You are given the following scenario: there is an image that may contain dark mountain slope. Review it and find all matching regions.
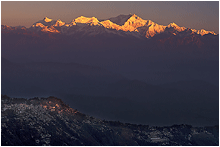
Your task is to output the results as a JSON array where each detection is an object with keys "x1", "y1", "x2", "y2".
[
  {"x1": 108, "y1": 14, "x2": 132, "y2": 25},
  {"x1": 1, "y1": 58, "x2": 125, "y2": 97},
  {"x1": 2, "y1": 29, "x2": 218, "y2": 85},
  {"x1": 2, "y1": 57, "x2": 218, "y2": 126},
  {"x1": 1, "y1": 95, "x2": 219, "y2": 146},
  {"x1": 161, "y1": 80, "x2": 219, "y2": 95},
  {"x1": 56, "y1": 79, "x2": 218, "y2": 126}
]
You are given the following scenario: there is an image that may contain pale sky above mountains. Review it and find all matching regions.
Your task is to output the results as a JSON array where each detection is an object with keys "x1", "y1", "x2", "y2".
[{"x1": 1, "y1": 1, "x2": 219, "y2": 34}]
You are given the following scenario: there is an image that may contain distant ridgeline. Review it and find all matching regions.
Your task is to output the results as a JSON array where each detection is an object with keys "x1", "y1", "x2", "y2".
[
  {"x1": 1, "y1": 95, "x2": 219, "y2": 146},
  {"x1": 2, "y1": 14, "x2": 217, "y2": 38},
  {"x1": 2, "y1": 14, "x2": 218, "y2": 58}
]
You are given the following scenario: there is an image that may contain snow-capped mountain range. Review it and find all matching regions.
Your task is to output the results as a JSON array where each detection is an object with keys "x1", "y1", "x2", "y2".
[{"x1": 2, "y1": 14, "x2": 217, "y2": 39}]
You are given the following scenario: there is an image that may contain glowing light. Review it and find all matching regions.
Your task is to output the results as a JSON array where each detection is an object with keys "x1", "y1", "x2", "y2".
[{"x1": 44, "y1": 17, "x2": 53, "y2": 22}]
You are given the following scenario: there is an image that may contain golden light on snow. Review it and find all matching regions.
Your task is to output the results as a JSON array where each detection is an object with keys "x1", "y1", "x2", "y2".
[
  {"x1": 29, "y1": 14, "x2": 217, "y2": 37},
  {"x1": 74, "y1": 16, "x2": 100, "y2": 25},
  {"x1": 44, "y1": 17, "x2": 53, "y2": 22},
  {"x1": 54, "y1": 20, "x2": 65, "y2": 27},
  {"x1": 191, "y1": 29, "x2": 216, "y2": 36}
]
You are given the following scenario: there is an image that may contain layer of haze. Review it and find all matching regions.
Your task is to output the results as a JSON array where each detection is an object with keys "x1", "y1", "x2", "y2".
[{"x1": 1, "y1": 1, "x2": 219, "y2": 33}]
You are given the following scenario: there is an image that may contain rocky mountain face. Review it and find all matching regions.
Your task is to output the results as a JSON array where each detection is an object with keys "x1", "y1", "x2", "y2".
[{"x1": 1, "y1": 95, "x2": 219, "y2": 146}]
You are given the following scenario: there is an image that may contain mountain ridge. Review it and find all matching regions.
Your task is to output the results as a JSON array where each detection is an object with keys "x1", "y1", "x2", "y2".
[
  {"x1": 2, "y1": 14, "x2": 217, "y2": 38},
  {"x1": 1, "y1": 95, "x2": 219, "y2": 146}
]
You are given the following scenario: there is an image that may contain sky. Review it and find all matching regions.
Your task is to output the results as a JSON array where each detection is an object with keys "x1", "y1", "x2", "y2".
[{"x1": 1, "y1": 1, "x2": 219, "y2": 33}]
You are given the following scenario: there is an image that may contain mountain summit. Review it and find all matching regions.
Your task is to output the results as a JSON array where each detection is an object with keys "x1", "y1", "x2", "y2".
[
  {"x1": 108, "y1": 14, "x2": 133, "y2": 25},
  {"x1": 43, "y1": 17, "x2": 53, "y2": 23}
]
